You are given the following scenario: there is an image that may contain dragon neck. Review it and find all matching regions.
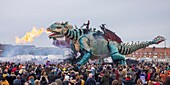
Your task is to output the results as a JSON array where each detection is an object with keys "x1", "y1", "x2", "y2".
[
  {"x1": 118, "y1": 41, "x2": 156, "y2": 55},
  {"x1": 63, "y1": 28, "x2": 84, "y2": 41}
]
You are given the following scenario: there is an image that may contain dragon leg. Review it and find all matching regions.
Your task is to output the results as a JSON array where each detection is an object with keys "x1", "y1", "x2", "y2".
[
  {"x1": 77, "y1": 36, "x2": 92, "y2": 65},
  {"x1": 77, "y1": 52, "x2": 91, "y2": 65},
  {"x1": 108, "y1": 43, "x2": 126, "y2": 65}
]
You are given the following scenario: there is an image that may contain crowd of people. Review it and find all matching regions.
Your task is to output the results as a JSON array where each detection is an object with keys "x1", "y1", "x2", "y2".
[{"x1": 0, "y1": 60, "x2": 170, "y2": 85}]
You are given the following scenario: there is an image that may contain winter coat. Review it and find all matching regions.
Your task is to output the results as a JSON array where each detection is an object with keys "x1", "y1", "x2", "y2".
[
  {"x1": 86, "y1": 78, "x2": 96, "y2": 85},
  {"x1": 122, "y1": 78, "x2": 135, "y2": 85},
  {"x1": 0, "y1": 80, "x2": 10, "y2": 85},
  {"x1": 48, "y1": 72, "x2": 56, "y2": 83},
  {"x1": 100, "y1": 75, "x2": 110, "y2": 85},
  {"x1": 40, "y1": 76, "x2": 49, "y2": 85},
  {"x1": 81, "y1": 79, "x2": 85, "y2": 85},
  {"x1": 13, "y1": 79, "x2": 21, "y2": 85},
  {"x1": 63, "y1": 81, "x2": 69, "y2": 85}
]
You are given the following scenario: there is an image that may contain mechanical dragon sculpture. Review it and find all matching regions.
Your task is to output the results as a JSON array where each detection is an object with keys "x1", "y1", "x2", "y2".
[{"x1": 47, "y1": 21, "x2": 165, "y2": 65}]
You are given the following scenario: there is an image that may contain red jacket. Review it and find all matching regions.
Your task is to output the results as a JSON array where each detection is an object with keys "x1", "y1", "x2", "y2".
[
  {"x1": 147, "y1": 72, "x2": 151, "y2": 81},
  {"x1": 11, "y1": 67, "x2": 17, "y2": 72}
]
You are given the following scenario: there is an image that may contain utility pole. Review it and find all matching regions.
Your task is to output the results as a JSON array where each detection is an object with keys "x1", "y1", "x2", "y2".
[{"x1": 164, "y1": 38, "x2": 167, "y2": 58}]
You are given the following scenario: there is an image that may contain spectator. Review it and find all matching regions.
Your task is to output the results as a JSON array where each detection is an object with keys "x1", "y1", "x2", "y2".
[
  {"x1": 80, "y1": 75, "x2": 85, "y2": 85},
  {"x1": 49, "y1": 82, "x2": 58, "y2": 85},
  {"x1": 0, "y1": 77, "x2": 10, "y2": 85},
  {"x1": 21, "y1": 72, "x2": 29, "y2": 85},
  {"x1": 55, "y1": 79, "x2": 63, "y2": 85},
  {"x1": 100, "y1": 69, "x2": 110, "y2": 85},
  {"x1": 69, "y1": 81, "x2": 74, "y2": 85},
  {"x1": 147, "y1": 69, "x2": 152, "y2": 81},
  {"x1": 28, "y1": 76, "x2": 35, "y2": 85},
  {"x1": 122, "y1": 73, "x2": 135, "y2": 85},
  {"x1": 40, "y1": 72, "x2": 49, "y2": 85},
  {"x1": 86, "y1": 73, "x2": 96, "y2": 85},
  {"x1": 34, "y1": 78, "x2": 40, "y2": 85},
  {"x1": 48, "y1": 70, "x2": 56, "y2": 83},
  {"x1": 63, "y1": 75, "x2": 70, "y2": 85},
  {"x1": 136, "y1": 78, "x2": 143, "y2": 85},
  {"x1": 139, "y1": 71, "x2": 147, "y2": 85},
  {"x1": 75, "y1": 75, "x2": 81, "y2": 85},
  {"x1": 160, "y1": 70, "x2": 168, "y2": 83},
  {"x1": 13, "y1": 75, "x2": 21, "y2": 85},
  {"x1": 112, "y1": 80, "x2": 118, "y2": 85},
  {"x1": 80, "y1": 69, "x2": 88, "y2": 81},
  {"x1": 8, "y1": 72, "x2": 16, "y2": 85},
  {"x1": 11, "y1": 66, "x2": 17, "y2": 73},
  {"x1": 163, "y1": 76, "x2": 170, "y2": 85}
]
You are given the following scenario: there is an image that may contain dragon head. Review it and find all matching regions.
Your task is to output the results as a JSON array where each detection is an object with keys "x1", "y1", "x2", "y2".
[
  {"x1": 47, "y1": 22, "x2": 73, "y2": 40},
  {"x1": 153, "y1": 35, "x2": 165, "y2": 44}
]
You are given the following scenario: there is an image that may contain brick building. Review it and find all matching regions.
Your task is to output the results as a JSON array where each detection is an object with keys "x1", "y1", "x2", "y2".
[{"x1": 126, "y1": 47, "x2": 170, "y2": 59}]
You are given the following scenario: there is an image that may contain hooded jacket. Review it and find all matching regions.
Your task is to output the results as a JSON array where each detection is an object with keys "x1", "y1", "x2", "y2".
[{"x1": 122, "y1": 78, "x2": 135, "y2": 85}]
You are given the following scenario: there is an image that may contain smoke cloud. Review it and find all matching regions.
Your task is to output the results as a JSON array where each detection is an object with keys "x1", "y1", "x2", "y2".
[{"x1": 2, "y1": 45, "x2": 68, "y2": 57}]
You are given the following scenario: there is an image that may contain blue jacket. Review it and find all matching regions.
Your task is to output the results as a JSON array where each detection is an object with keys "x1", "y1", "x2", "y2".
[{"x1": 13, "y1": 79, "x2": 21, "y2": 85}]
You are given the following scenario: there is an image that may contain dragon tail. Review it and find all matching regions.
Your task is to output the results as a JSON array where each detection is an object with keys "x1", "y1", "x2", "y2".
[{"x1": 118, "y1": 36, "x2": 165, "y2": 55}]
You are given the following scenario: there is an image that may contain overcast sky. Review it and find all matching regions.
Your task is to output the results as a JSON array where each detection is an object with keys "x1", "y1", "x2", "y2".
[{"x1": 0, "y1": 0, "x2": 170, "y2": 47}]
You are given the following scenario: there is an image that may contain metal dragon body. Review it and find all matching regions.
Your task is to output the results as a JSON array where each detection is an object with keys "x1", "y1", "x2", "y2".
[{"x1": 47, "y1": 22, "x2": 165, "y2": 65}]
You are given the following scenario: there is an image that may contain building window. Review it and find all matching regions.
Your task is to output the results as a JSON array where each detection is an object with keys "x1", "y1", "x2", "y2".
[
  {"x1": 144, "y1": 52, "x2": 147, "y2": 55},
  {"x1": 154, "y1": 52, "x2": 157, "y2": 55},
  {"x1": 133, "y1": 55, "x2": 135, "y2": 57},
  {"x1": 140, "y1": 52, "x2": 143, "y2": 54},
  {"x1": 160, "y1": 56, "x2": 162, "y2": 59},
  {"x1": 160, "y1": 52, "x2": 163, "y2": 55}
]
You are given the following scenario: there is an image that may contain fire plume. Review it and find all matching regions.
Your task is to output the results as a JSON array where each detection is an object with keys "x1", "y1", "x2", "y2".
[{"x1": 15, "y1": 27, "x2": 49, "y2": 44}]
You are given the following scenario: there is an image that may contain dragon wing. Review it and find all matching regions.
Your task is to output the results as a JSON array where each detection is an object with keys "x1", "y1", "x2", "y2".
[{"x1": 101, "y1": 26, "x2": 122, "y2": 43}]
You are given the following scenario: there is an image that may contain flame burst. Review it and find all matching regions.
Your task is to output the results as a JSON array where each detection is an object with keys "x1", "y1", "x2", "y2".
[{"x1": 15, "y1": 27, "x2": 49, "y2": 44}]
